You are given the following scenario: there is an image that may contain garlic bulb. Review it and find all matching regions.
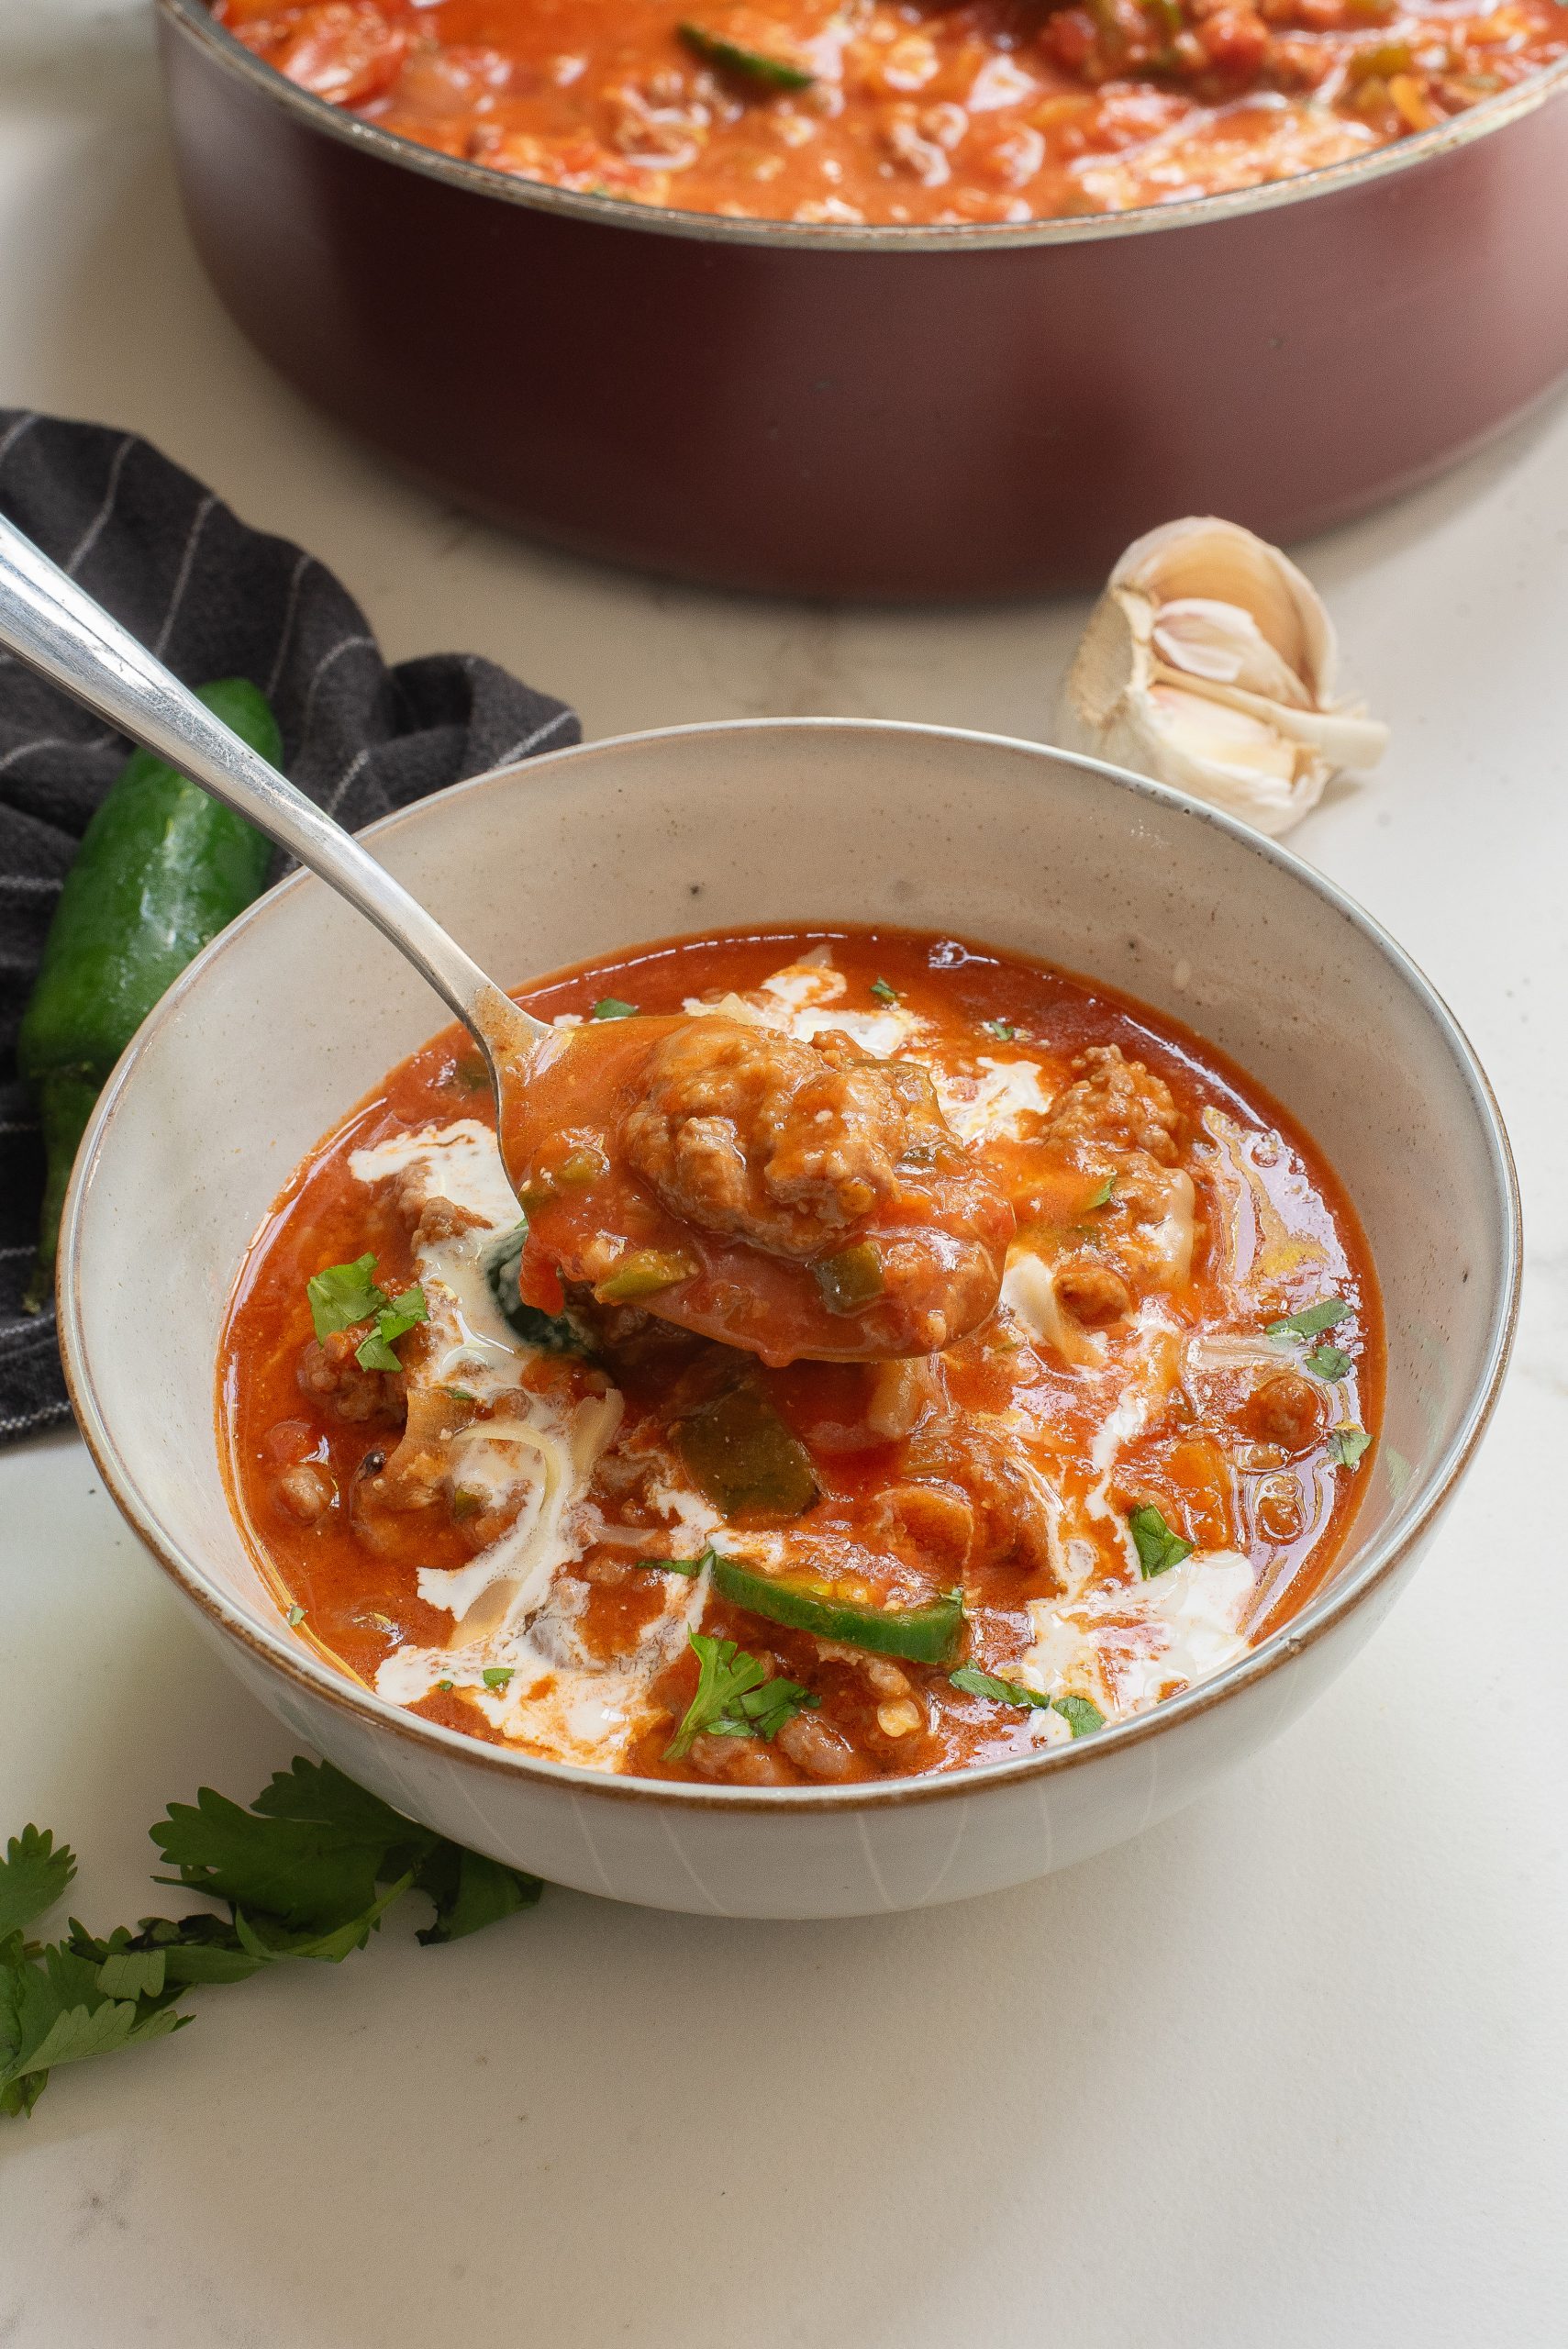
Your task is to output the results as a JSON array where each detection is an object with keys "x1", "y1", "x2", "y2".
[{"x1": 1055, "y1": 518, "x2": 1387, "y2": 836}]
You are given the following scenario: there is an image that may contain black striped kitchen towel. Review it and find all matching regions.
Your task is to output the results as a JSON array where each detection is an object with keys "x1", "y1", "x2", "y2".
[{"x1": 0, "y1": 410, "x2": 579, "y2": 1442}]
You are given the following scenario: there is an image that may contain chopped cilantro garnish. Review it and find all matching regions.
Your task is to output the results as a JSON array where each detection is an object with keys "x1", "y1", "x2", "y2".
[
  {"x1": 1, "y1": 1761, "x2": 544, "y2": 2120},
  {"x1": 1052, "y1": 1694, "x2": 1106, "y2": 1738},
  {"x1": 306, "y1": 1252, "x2": 384, "y2": 1340},
  {"x1": 664, "y1": 1629, "x2": 817, "y2": 1760},
  {"x1": 1267, "y1": 1297, "x2": 1351, "y2": 1341},
  {"x1": 285, "y1": 1605, "x2": 305, "y2": 1628},
  {"x1": 951, "y1": 1665, "x2": 1051, "y2": 1709},
  {"x1": 982, "y1": 1019, "x2": 1016, "y2": 1042},
  {"x1": 869, "y1": 977, "x2": 899, "y2": 1004},
  {"x1": 354, "y1": 1285, "x2": 428, "y2": 1374},
  {"x1": 435, "y1": 1678, "x2": 454, "y2": 1693},
  {"x1": 1306, "y1": 1342, "x2": 1351, "y2": 1381},
  {"x1": 1328, "y1": 1425, "x2": 1371, "y2": 1468},
  {"x1": 949, "y1": 1670, "x2": 1105, "y2": 1737},
  {"x1": 1085, "y1": 1174, "x2": 1117, "y2": 1210},
  {"x1": 642, "y1": 1547, "x2": 714, "y2": 1578},
  {"x1": 1129, "y1": 1504, "x2": 1193, "y2": 1579},
  {"x1": 590, "y1": 996, "x2": 638, "y2": 1020},
  {"x1": 482, "y1": 1667, "x2": 514, "y2": 1690},
  {"x1": 306, "y1": 1253, "x2": 426, "y2": 1372}
]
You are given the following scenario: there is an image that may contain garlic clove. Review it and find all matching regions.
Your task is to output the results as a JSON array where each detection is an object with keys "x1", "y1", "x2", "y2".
[
  {"x1": 1150, "y1": 596, "x2": 1312, "y2": 707},
  {"x1": 1054, "y1": 516, "x2": 1386, "y2": 839}
]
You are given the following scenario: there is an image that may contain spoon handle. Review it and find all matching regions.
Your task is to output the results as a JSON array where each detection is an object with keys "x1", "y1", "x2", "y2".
[{"x1": 0, "y1": 512, "x2": 543, "y2": 1049}]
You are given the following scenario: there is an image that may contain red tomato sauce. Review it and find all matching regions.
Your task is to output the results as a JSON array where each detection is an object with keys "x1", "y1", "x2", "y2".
[
  {"x1": 213, "y1": 0, "x2": 1565, "y2": 225},
  {"x1": 217, "y1": 925, "x2": 1383, "y2": 1787}
]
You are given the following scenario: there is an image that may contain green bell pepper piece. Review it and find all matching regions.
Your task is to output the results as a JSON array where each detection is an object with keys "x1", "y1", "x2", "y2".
[{"x1": 711, "y1": 1553, "x2": 964, "y2": 1664}]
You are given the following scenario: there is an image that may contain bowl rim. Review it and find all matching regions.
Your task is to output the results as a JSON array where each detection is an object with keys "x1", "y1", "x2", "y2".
[
  {"x1": 59, "y1": 717, "x2": 1522, "y2": 1813},
  {"x1": 160, "y1": 0, "x2": 1568, "y2": 258}
]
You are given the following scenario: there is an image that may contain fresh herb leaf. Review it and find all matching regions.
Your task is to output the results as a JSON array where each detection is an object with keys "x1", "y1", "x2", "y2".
[
  {"x1": 412, "y1": 1845, "x2": 541, "y2": 1946},
  {"x1": 1306, "y1": 1342, "x2": 1351, "y2": 1381},
  {"x1": 641, "y1": 1547, "x2": 714, "y2": 1578},
  {"x1": 590, "y1": 996, "x2": 638, "y2": 1020},
  {"x1": 1328, "y1": 1424, "x2": 1371, "y2": 1468},
  {"x1": 0, "y1": 1827, "x2": 76, "y2": 1939},
  {"x1": 482, "y1": 1667, "x2": 514, "y2": 1690},
  {"x1": 6, "y1": 1758, "x2": 545, "y2": 2119},
  {"x1": 1, "y1": 1942, "x2": 187, "y2": 2118},
  {"x1": 1267, "y1": 1297, "x2": 1351, "y2": 1341},
  {"x1": 1052, "y1": 1693, "x2": 1106, "y2": 1738},
  {"x1": 152, "y1": 1766, "x2": 411, "y2": 1930},
  {"x1": 1085, "y1": 1175, "x2": 1117, "y2": 1210},
  {"x1": 869, "y1": 976, "x2": 899, "y2": 1005},
  {"x1": 435, "y1": 1678, "x2": 454, "y2": 1693},
  {"x1": 951, "y1": 1666, "x2": 1051, "y2": 1709},
  {"x1": 354, "y1": 1285, "x2": 428, "y2": 1373},
  {"x1": 484, "y1": 1223, "x2": 594, "y2": 1356},
  {"x1": 1129, "y1": 1504, "x2": 1193, "y2": 1579},
  {"x1": 950, "y1": 1670, "x2": 1106, "y2": 1737},
  {"x1": 728, "y1": 1675, "x2": 818, "y2": 1742},
  {"x1": 306, "y1": 1252, "x2": 385, "y2": 1341},
  {"x1": 664, "y1": 1629, "x2": 817, "y2": 1759},
  {"x1": 678, "y1": 21, "x2": 815, "y2": 86},
  {"x1": 982, "y1": 1019, "x2": 1016, "y2": 1042}
]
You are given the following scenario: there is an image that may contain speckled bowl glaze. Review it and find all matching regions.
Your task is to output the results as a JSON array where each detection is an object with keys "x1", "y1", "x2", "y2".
[{"x1": 59, "y1": 721, "x2": 1518, "y2": 1918}]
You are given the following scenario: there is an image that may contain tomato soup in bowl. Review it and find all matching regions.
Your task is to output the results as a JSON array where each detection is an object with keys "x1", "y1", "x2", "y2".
[{"x1": 60, "y1": 722, "x2": 1516, "y2": 1915}]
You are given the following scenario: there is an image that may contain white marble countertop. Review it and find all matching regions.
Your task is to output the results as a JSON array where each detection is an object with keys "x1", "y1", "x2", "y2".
[{"x1": 3, "y1": 4, "x2": 1566, "y2": 2341}]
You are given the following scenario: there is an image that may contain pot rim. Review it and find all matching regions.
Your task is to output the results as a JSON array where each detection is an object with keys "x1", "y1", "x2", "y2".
[
  {"x1": 59, "y1": 718, "x2": 1520, "y2": 1814},
  {"x1": 160, "y1": 0, "x2": 1568, "y2": 256}
]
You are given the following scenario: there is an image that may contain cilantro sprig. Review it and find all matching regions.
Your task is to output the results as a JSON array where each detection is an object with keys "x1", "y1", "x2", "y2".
[
  {"x1": 306, "y1": 1252, "x2": 428, "y2": 1373},
  {"x1": 1129, "y1": 1504, "x2": 1193, "y2": 1579},
  {"x1": 2, "y1": 1759, "x2": 541, "y2": 2121},
  {"x1": 950, "y1": 1668, "x2": 1106, "y2": 1737},
  {"x1": 664, "y1": 1630, "x2": 817, "y2": 1761}
]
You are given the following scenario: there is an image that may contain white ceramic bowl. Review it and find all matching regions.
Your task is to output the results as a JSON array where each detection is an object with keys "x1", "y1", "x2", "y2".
[{"x1": 60, "y1": 721, "x2": 1518, "y2": 1919}]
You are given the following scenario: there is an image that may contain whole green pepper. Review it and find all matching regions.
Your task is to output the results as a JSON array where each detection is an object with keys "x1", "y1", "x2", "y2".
[{"x1": 17, "y1": 679, "x2": 281, "y2": 1308}]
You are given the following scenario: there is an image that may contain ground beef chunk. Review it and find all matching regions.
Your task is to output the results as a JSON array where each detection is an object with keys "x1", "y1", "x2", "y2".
[
  {"x1": 1055, "y1": 1260, "x2": 1133, "y2": 1327},
  {"x1": 296, "y1": 1330, "x2": 404, "y2": 1426},
  {"x1": 1045, "y1": 1044, "x2": 1183, "y2": 1166},
  {"x1": 620, "y1": 1017, "x2": 956, "y2": 1259}
]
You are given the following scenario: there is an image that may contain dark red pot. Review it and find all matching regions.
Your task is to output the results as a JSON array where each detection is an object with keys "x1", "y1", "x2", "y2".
[{"x1": 157, "y1": 0, "x2": 1568, "y2": 600}]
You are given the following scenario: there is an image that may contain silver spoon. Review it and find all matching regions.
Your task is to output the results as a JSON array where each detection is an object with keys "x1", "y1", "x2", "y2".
[
  {"x1": 0, "y1": 514, "x2": 1009, "y2": 1363},
  {"x1": 0, "y1": 509, "x2": 547, "y2": 1108}
]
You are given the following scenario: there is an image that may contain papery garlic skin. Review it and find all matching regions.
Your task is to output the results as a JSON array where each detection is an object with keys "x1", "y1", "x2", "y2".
[{"x1": 1054, "y1": 518, "x2": 1387, "y2": 837}]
